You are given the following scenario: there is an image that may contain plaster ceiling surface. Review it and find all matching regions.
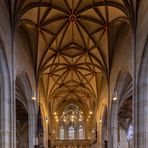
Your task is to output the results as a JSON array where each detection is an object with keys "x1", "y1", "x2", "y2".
[{"x1": 14, "y1": 0, "x2": 133, "y2": 112}]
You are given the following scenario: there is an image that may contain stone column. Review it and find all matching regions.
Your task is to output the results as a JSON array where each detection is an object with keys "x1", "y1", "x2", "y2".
[
  {"x1": 65, "y1": 127, "x2": 68, "y2": 140},
  {"x1": 64, "y1": 126, "x2": 66, "y2": 140},
  {"x1": 96, "y1": 120, "x2": 101, "y2": 148},
  {"x1": 0, "y1": 46, "x2": 14, "y2": 148},
  {"x1": 74, "y1": 127, "x2": 77, "y2": 139},
  {"x1": 1, "y1": 85, "x2": 13, "y2": 148},
  {"x1": 109, "y1": 103, "x2": 118, "y2": 148},
  {"x1": 134, "y1": 43, "x2": 148, "y2": 148}
]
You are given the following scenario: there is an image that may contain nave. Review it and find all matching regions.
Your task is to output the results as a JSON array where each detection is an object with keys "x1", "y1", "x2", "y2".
[{"x1": 0, "y1": 0, "x2": 147, "y2": 148}]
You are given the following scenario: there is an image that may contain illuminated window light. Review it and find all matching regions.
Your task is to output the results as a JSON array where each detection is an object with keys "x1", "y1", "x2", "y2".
[{"x1": 127, "y1": 124, "x2": 133, "y2": 141}]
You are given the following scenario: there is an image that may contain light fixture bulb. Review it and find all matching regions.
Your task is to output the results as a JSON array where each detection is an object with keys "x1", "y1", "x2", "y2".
[
  {"x1": 89, "y1": 111, "x2": 92, "y2": 114},
  {"x1": 79, "y1": 119, "x2": 82, "y2": 121},
  {"x1": 52, "y1": 130, "x2": 55, "y2": 133},
  {"x1": 45, "y1": 116, "x2": 48, "y2": 123},
  {"x1": 98, "y1": 120, "x2": 102, "y2": 123},
  {"x1": 32, "y1": 91, "x2": 36, "y2": 100},
  {"x1": 54, "y1": 112, "x2": 57, "y2": 115},
  {"x1": 32, "y1": 96, "x2": 36, "y2": 100},
  {"x1": 113, "y1": 97, "x2": 117, "y2": 101},
  {"x1": 92, "y1": 130, "x2": 95, "y2": 133},
  {"x1": 113, "y1": 92, "x2": 118, "y2": 101}
]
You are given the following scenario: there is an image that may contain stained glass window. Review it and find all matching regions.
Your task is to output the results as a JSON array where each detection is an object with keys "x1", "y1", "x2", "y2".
[
  {"x1": 127, "y1": 124, "x2": 133, "y2": 141},
  {"x1": 79, "y1": 125, "x2": 84, "y2": 139},
  {"x1": 69, "y1": 126, "x2": 75, "y2": 140},
  {"x1": 59, "y1": 126, "x2": 64, "y2": 140}
]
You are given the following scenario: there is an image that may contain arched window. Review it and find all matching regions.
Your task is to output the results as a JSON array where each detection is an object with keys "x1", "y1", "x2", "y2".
[
  {"x1": 79, "y1": 125, "x2": 84, "y2": 139},
  {"x1": 59, "y1": 125, "x2": 64, "y2": 140},
  {"x1": 68, "y1": 126, "x2": 75, "y2": 140},
  {"x1": 127, "y1": 124, "x2": 133, "y2": 141}
]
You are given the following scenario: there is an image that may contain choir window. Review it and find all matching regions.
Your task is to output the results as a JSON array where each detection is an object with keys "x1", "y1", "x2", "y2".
[
  {"x1": 59, "y1": 125, "x2": 64, "y2": 140},
  {"x1": 68, "y1": 126, "x2": 75, "y2": 140},
  {"x1": 79, "y1": 125, "x2": 84, "y2": 139}
]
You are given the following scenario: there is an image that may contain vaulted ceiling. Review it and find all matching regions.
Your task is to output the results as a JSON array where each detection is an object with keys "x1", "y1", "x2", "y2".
[{"x1": 13, "y1": 0, "x2": 133, "y2": 114}]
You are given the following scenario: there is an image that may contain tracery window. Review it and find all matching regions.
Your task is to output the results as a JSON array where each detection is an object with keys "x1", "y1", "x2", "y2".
[
  {"x1": 127, "y1": 124, "x2": 133, "y2": 141},
  {"x1": 58, "y1": 104, "x2": 85, "y2": 140},
  {"x1": 68, "y1": 126, "x2": 75, "y2": 140},
  {"x1": 79, "y1": 125, "x2": 84, "y2": 139},
  {"x1": 59, "y1": 125, "x2": 65, "y2": 140}
]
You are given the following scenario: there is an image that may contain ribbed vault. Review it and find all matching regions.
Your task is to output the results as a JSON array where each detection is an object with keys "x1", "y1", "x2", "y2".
[{"x1": 14, "y1": 0, "x2": 133, "y2": 113}]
